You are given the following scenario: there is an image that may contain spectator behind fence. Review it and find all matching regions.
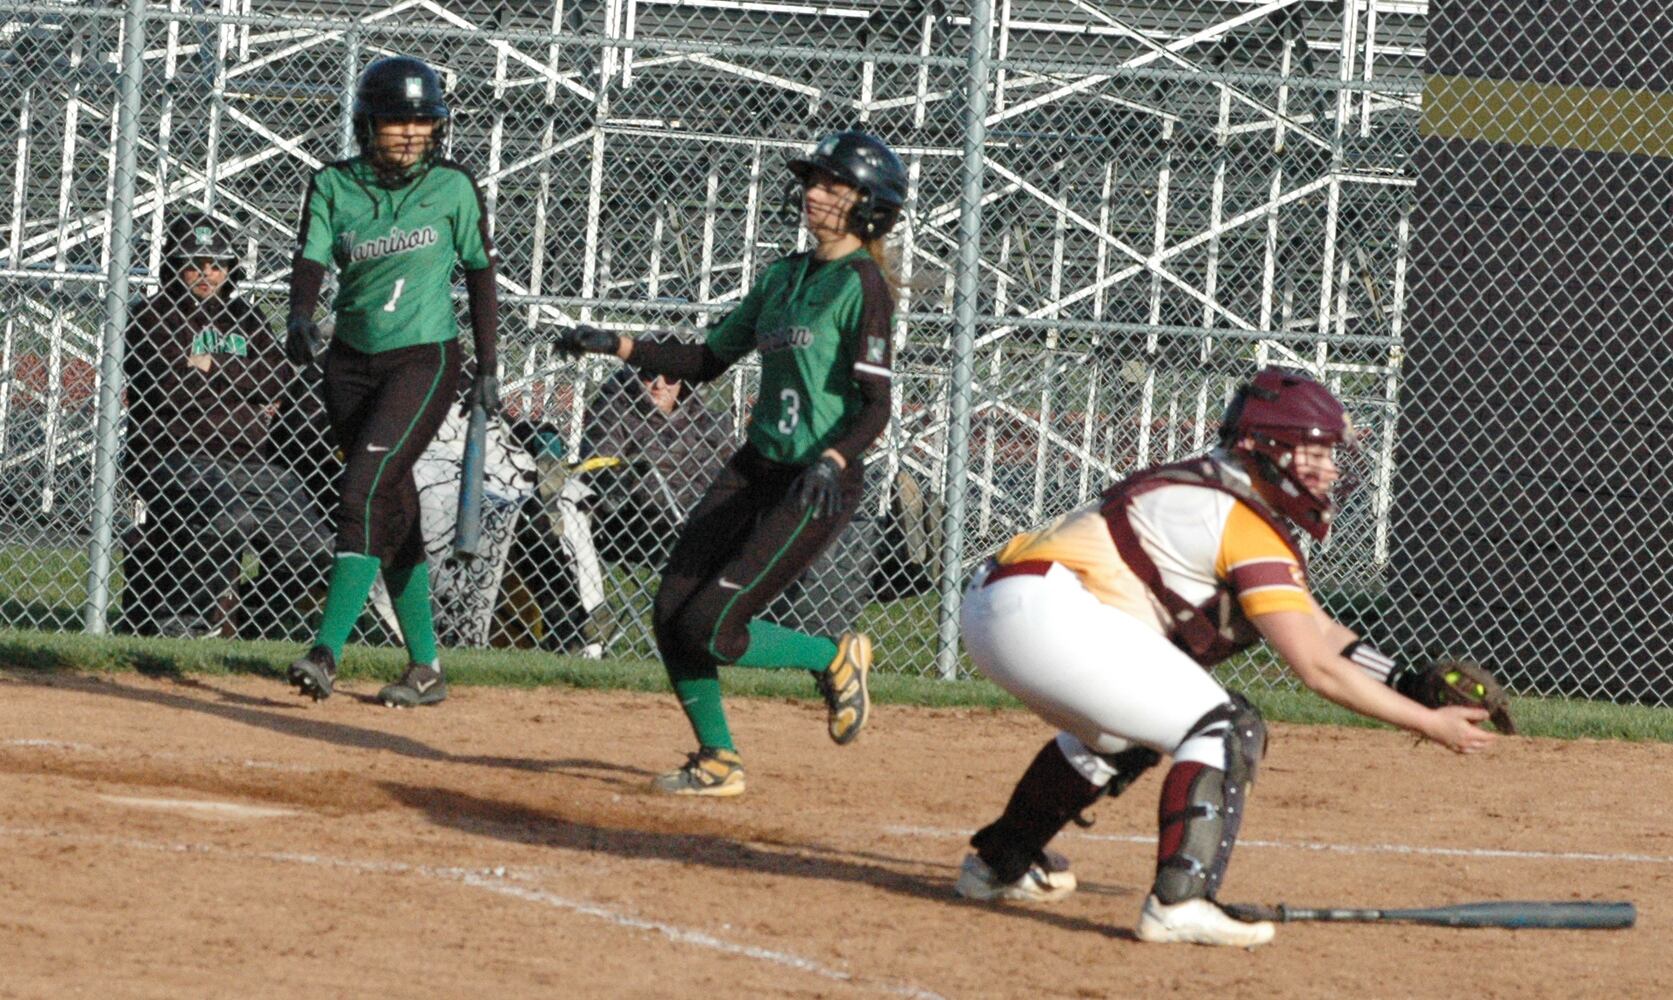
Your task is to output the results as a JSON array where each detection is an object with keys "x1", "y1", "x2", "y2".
[
  {"x1": 120, "y1": 211, "x2": 328, "y2": 638},
  {"x1": 580, "y1": 331, "x2": 737, "y2": 568}
]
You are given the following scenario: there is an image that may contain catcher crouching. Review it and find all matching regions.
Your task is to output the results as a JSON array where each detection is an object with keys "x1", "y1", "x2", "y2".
[{"x1": 953, "y1": 368, "x2": 1512, "y2": 947}]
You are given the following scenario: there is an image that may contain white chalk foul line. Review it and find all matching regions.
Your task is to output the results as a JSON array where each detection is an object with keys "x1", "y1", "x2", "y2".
[
  {"x1": 0, "y1": 826, "x2": 945, "y2": 1000},
  {"x1": 98, "y1": 795, "x2": 299, "y2": 819},
  {"x1": 883, "y1": 825, "x2": 1673, "y2": 866},
  {"x1": 5, "y1": 738, "x2": 95, "y2": 751},
  {"x1": 463, "y1": 875, "x2": 942, "y2": 999},
  {"x1": 2, "y1": 737, "x2": 318, "y2": 773},
  {"x1": 16, "y1": 738, "x2": 1665, "y2": 868}
]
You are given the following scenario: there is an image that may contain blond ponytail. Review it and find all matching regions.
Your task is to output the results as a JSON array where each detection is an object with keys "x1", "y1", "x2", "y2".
[{"x1": 862, "y1": 236, "x2": 901, "y2": 306}]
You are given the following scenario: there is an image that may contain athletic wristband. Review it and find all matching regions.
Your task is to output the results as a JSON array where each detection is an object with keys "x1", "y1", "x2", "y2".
[
  {"x1": 288, "y1": 255, "x2": 326, "y2": 319},
  {"x1": 464, "y1": 265, "x2": 498, "y2": 377},
  {"x1": 1341, "y1": 639, "x2": 1399, "y2": 685}
]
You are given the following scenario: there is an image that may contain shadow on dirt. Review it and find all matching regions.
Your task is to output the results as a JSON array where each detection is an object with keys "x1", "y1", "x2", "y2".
[
  {"x1": 0, "y1": 668, "x2": 616, "y2": 776},
  {"x1": 381, "y1": 780, "x2": 1140, "y2": 940}
]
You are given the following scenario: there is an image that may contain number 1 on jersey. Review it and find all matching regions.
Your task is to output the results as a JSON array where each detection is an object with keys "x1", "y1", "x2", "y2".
[{"x1": 382, "y1": 278, "x2": 406, "y2": 313}]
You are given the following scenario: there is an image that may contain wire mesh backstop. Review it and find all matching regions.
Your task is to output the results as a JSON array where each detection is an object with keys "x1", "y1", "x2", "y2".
[{"x1": 0, "y1": 0, "x2": 1666, "y2": 702}]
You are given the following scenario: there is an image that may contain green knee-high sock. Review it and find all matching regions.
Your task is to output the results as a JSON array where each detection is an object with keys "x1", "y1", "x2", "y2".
[
  {"x1": 668, "y1": 667, "x2": 734, "y2": 751},
  {"x1": 732, "y1": 619, "x2": 839, "y2": 671},
  {"x1": 385, "y1": 561, "x2": 439, "y2": 667},
  {"x1": 313, "y1": 552, "x2": 381, "y2": 659}
]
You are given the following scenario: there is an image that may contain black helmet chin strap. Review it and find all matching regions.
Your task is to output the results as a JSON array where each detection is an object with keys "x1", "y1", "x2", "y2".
[
  {"x1": 369, "y1": 154, "x2": 420, "y2": 187},
  {"x1": 366, "y1": 142, "x2": 437, "y2": 189},
  {"x1": 848, "y1": 189, "x2": 879, "y2": 240}
]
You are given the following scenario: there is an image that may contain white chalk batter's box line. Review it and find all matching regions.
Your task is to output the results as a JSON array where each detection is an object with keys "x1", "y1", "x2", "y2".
[
  {"x1": 8, "y1": 737, "x2": 1669, "y2": 866},
  {"x1": 2, "y1": 737, "x2": 320, "y2": 773},
  {"x1": 884, "y1": 825, "x2": 1673, "y2": 866},
  {"x1": 0, "y1": 824, "x2": 945, "y2": 1000}
]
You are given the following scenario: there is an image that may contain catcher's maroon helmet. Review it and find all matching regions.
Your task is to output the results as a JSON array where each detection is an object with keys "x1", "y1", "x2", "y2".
[{"x1": 1220, "y1": 367, "x2": 1355, "y2": 539}]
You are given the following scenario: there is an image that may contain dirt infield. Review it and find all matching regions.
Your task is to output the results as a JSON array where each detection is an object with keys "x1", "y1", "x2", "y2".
[{"x1": 0, "y1": 668, "x2": 1665, "y2": 999}]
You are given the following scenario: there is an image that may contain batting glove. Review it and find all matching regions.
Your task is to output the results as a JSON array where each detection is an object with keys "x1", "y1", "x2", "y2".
[
  {"x1": 795, "y1": 455, "x2": 846, "y2": 519},
  {"x1": 468, "y1": 371, "x2": 500, "y2": 417},
  {"x1": 285, "y1": 313, "x2": 323, "y2": 366},
  {"x1": 554, "y1": 324, "x2": 619, "y2": 357}
]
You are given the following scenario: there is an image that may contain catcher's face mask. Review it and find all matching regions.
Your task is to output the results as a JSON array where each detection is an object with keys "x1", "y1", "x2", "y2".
[
  {"x1": 1223, "y1": 367, "x2": 1359, "y2": 540},
  {"x1": 1289, "y1": 441, "x2": 1341, "y2": 498}
]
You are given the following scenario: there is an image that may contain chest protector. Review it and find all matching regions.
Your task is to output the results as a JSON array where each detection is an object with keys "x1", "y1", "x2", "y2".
[{"x1": 1098, "y1": 455, "x2": 1307, "y2": 667}]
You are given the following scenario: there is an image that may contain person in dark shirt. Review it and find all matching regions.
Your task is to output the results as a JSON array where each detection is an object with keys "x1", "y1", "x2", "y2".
[
  {"x1": 120, "y1": 212, "x2": 326, "y2": 637},
  {"x1": 580, "y1": 332, "x2": 737, "y2": 568}
]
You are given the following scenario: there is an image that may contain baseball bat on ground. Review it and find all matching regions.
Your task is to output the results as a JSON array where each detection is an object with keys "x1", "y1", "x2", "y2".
[
  {"x1": 1221, "y1": 900, "x2": 1635, "y2": 930},
  {"x1": 453, "y1": 401, "x2": 488, "y2": 561}
]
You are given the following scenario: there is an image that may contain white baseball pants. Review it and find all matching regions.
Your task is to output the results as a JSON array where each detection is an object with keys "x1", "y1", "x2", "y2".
[{"x1": 961, "y1": 560, "x2": 1235, "y2": 774}]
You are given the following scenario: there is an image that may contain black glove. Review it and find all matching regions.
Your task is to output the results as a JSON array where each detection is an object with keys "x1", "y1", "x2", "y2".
[
  {"x1": 795, "y1": 455, "x2": 846, "y2": 519},
  {"x1": 1394, "y1": 659, "x2": 1517, "y2": 734},
  {"x1": 285, "y1": 313, "x2": 323, "y2": 366},
  {"x1": 554, "y1": 324, "x2": 619, "y2": 357},
  {"x1": 467, "y1": 371, "x2": 500, "y2": 417}
]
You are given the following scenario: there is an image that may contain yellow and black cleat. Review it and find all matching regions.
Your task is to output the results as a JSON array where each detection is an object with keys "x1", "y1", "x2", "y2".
[{"x1": 817, "y1": 631, "x2": 873, "y2": 745}]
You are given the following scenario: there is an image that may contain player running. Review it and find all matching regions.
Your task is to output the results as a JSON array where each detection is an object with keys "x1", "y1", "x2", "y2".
[
  {"x1": 283, "y1": 54, "x2": 499, "y2": 708},
  {"x1": 954, "y1": 368, "x2": 1500, "y2": 946},
  {"x1": 555, "y1": 131, "x2": 907, "y2": 797}
]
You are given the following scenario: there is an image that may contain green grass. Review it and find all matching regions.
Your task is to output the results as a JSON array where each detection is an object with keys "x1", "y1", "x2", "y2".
[
  {"x1": 3, "y1": 626, "x2": 1672, "y2": 741},
  {"x1": 0, "y1": 545, "x2": 92, "y2": 597},
  {"x1": 0, "y1": 545, "x2": 101, "y2": 632},
  {"x1": 0, "y1": 626, "x2": 1021, "y2": 709}
]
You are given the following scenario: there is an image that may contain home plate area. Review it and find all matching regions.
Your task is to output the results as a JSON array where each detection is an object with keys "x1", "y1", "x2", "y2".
[{"x1": 0, "y1": 671, "x2": 1666, "y2": 998}]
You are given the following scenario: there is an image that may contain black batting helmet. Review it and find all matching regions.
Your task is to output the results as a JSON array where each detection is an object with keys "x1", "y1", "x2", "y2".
[
  {"x1": 164, "y1": 212, "x2": 242, "y2": 282},
  {"x1": 352, "y1": 56, "x2": 450, "y2": 178},
  {"x1": 787, "y1": 131, "x2": 909, "y2": 239}
]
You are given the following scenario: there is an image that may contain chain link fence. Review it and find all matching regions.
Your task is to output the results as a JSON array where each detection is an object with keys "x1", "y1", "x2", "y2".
[{"x1": 0, "y1": 1, "x2": 1664, "y2": 702}]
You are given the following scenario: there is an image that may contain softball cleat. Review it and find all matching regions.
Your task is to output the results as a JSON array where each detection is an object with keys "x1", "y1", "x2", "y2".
[
  {"x1": 651, "y1": 747, "x2": 746, "y2": 797},
  {"x1": 286, "y1": 645, "x2": 337, "y2": 702},
  {"x1": 954, "y1": 853, "x2": 1077, "y2": 903},
  {"x1": 1135, "y1": 894, "x2": 1276, "y2": 947},
  {"x1": 817, "y1": 631, "x2": 872, "y2": 744},
  {"x1": 379, "y1": 662, "x2": 448, "y2": 708}
]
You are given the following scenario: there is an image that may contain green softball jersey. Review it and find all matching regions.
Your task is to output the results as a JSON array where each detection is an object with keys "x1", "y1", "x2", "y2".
[
  {"x1": 706, "y1": 249, "x2": 894, "y2": 465},
  {"x1": 295, "y1": 157, "x2": 494, "y2": 354}
]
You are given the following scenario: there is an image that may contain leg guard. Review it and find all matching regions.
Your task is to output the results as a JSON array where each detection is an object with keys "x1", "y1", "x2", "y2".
[
  {"x1": 971, "y1": 733, "x2": 1157, "y2": 883},
  {"x1": 1152, "y1": 693, "x2": 1266, "y2": 904}
]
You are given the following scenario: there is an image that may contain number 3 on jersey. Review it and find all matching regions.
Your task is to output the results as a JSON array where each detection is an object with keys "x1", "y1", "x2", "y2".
[
  {"x1": 777, "y1": 388, "x2": 800, "y2": 435},
  {"x1": 382, "y1": 278, "x2": 406, "y2": 313}
]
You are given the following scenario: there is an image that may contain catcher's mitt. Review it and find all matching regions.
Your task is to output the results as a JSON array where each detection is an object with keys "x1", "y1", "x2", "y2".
[{"x1": 1395, "y1": 659, "x2": 1517, "y2": 734}]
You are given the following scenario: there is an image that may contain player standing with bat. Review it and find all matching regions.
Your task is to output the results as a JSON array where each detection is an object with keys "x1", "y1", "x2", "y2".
[
  {"x1": 555, "y1": 132, "x2": 906, "y2": 797},
  {"x1": 283, "y1": 55, "x2": 498, "y2": 708},
  {"x1": 953, "y1": 369, "x2": 1511, "y2": 946}
]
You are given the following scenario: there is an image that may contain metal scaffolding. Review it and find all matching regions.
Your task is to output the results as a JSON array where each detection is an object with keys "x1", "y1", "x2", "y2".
[{"x1": 2, "y1": 0, "x2": 1421, "y2": 674}]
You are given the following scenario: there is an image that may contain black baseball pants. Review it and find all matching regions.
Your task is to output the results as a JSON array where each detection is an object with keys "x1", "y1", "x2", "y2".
[
  {"x1": 652, "y1": 443, "x2": 865, "y2": 668},
  {"x1": 321, "y1": 338, "x2": 459, "y2": 572}
]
